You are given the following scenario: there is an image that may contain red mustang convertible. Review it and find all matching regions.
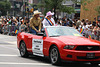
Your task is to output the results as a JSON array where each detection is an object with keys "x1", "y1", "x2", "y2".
[{"x1": 17, "y1": 26, "x2": 100, "y2": 65}]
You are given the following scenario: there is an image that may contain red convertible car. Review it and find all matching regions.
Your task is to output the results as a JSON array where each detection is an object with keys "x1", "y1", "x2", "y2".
[{"x1": 17, "y1": 26, "x2": 100, "y2": 65}]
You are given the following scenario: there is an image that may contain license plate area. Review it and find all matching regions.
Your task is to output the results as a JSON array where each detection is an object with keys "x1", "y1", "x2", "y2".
[{"x1": 86, "y1": 53, "x2": 95, "y2": 58}]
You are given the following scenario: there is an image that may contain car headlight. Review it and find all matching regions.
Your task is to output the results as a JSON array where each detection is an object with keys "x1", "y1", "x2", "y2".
[{"x1": 64, "y1": 45, "x2": 75, "y2": 50}]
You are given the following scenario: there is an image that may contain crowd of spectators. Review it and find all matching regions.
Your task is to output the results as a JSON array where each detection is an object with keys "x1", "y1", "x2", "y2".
[
  {"x1": 56, "y1": 17, "x2": 100, "y2": 41},
  {"x1": 0, "y1": 16, "x2": 100, "y2": 41},
  {"x1": 0, "y1": 16, "x2": 30, "y2": 35}
]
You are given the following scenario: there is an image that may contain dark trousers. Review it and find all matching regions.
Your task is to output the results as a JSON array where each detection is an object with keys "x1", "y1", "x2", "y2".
[{"x1": 30, "y1": 26, "x2": 38, "y2": 34}]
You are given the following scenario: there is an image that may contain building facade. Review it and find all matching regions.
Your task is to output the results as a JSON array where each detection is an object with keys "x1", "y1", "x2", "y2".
[
  {"x1": 9, "y1": 0, "x2": 23, "y2": 16},
  {"x1": 80, "y1": 0, "x2": 100, "y2": 21},
  {"x1": 8, "y1": 0, "x2": 81, "y2": 19},
  {"x1": 61, "y1": 0, "x2": 81, "y2": 19},
  {"x1": 32, "y1": 0, "x2": 81, "y2": 19},
  {"x1": 8, "y1": 0, "x2": 30, "y2": 17}
]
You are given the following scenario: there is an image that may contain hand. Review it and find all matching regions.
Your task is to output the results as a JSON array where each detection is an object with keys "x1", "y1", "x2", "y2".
[{"x1": 36, "y1": 30, "x2": 41, "y2": 33}]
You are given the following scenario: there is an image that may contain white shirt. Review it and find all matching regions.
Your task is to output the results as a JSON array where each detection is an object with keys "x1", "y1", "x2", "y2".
[{"x1": 42, "y1": 17, "x2": 55, "y2": 27}]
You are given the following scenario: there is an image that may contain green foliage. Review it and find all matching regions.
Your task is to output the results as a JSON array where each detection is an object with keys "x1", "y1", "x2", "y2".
[
  {"x1": 95, "y1": 6, "x2": 100, "y2": 15},
  {"x1": 0, "y1": 0, "x2": 11, "y2": 16},
  {"x1": 30, "y1": 3, "x2": 38, "y2": 10},
  {"x1": 42, "y1": 0, "x2": 76, "y2": 15},
  {"x1": 80, "y1": 0, "x2": 94, "y2": 11},
  {"x1": 60, "y1": 5, "x2": 76, "y2": 14},
  {"x1": 30, "y1": 0, "x2": 93, "y2": 19}
]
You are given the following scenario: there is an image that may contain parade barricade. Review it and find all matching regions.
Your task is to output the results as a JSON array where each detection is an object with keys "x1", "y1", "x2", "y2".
[
  {"x1": 2, "y1": 25, "x2": 8, "y2": 34},
  {"x1": 1, "y1": 25, "x2": 100, "y2": 41},
  {"x1": 2, "y1": 25, "x2": 18, "y2": 36},
  {"x1": 79, "y1": 28, "x2": 100, "y2": 41},
  {"x1": 96, "y1": 30, "x2": 100, "y2": 41}
]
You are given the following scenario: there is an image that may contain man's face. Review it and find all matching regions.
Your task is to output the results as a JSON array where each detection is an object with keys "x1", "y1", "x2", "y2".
[
  {"x1": 35, "y1": 14, "x2": 39, "y2": 18},
  {"x1": 86, "y1": 20, "x2": 89, "y2": 23},
  {"x1": 48, "y1": 15, "x2": 52, "y2": 19}
]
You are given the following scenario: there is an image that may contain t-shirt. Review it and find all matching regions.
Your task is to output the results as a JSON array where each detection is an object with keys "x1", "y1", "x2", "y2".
[
  {"x1": 8, "y1": 20, "x2": 11, "y2": 24},
  {"x1": 93, "y1": 21, "x2": 96, "y2": 26},
  {"x1": 42, "y1": 17, "x2": 55, "y2": 27}
]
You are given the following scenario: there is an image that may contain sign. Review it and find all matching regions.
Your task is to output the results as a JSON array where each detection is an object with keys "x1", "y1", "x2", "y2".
[
  {"x1": 28, "y1": 0, "x2": 33, "y2": 4},
  {"x1": 21, "y1": 4, "x2": 25, "y2": 12},
  {"x1": 32, "y1": 39, "x2": 44, "y2": 57},
  {"x1": 87, "y1": 53, "x2": 95, "y2": 58},
  {"x1": 14, "y1": 1, "x2": 23, "y2": 9}
]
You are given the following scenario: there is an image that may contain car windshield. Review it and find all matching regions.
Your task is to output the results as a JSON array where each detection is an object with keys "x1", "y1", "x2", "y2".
[{"x1": 46, "y1": 26, "x2": 82, "y2": 37}]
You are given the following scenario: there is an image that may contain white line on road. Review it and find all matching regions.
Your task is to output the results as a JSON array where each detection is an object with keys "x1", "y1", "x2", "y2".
[
  {"x1": 4, "y1": 41, "x2": 17, "y2": 45},
  {"x1": 0, "y1": 62, "x2": 50, "y2": 65},
  {"x1": 0, "y1": 54, "x2": 19, "y2": 56},
  {"x1": 0, "y1": 45, "x2": 17, "y2": 50}
]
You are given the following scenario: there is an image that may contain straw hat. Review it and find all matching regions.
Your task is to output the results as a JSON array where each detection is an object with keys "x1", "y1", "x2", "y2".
[
  {"x1": 32, "y1": 10, "x2": 41, "y2": 16},
  {"x1": 46, "y1": 11, "x2": 54, "y2": 17}
]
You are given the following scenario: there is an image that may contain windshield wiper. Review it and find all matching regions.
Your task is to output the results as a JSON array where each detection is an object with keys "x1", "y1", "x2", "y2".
[{"x1": 49, "y1": 35, "x2": 60, "y2": 37}]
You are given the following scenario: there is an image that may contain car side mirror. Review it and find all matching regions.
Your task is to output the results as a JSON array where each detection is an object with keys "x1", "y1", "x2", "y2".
[{"x1": 41, "y1": 29, "x2": 45, "y2": 33}]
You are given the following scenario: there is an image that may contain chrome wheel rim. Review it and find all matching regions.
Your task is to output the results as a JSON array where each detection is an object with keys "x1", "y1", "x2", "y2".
[
  {"x1": 20, "y1": 43, "x2": 25, "y2": 56},
  {"x1": 50, "y1": 48, "x2": 58, "y2": 64}
]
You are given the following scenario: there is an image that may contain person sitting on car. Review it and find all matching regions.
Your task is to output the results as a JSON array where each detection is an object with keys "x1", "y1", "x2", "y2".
[
  {"x1": 42, "y1": 11, "x2": 55, "y2": 27},
  {"x1": 29, "y1": 10, "x2": 42, "y2": 34}
]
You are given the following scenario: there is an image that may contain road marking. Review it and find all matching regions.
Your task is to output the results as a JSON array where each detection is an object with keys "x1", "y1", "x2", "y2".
[
  {"x1": 0, "y1": 62, "x2": 50, "y2": 65},
  {"x1": 0, "y1": 45, "x2": 17, "y2": 50},
  {"x1": 0, "y1": 44, "x2": 16, "y2": 46},
  {"x1": 4, "y1": 41, "x2": 17, "y2": 44},
  {"x1": 0, "y1": 54, "x2": 19, "y2": 56}
]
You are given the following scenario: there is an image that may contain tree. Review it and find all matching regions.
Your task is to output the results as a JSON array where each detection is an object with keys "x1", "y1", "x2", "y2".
[
  {"x1": 30, "y1": 0, "x2": 93, "y2": 20},
  {"x1": 0, "y1": 0, "x2": 11, "y2": 16},
  {"x1": 30, "y1": 3, "x2": 38, "y2": 11},
  {"x1": 39, "y1": 0, "x2": 76, "y2": 20}
]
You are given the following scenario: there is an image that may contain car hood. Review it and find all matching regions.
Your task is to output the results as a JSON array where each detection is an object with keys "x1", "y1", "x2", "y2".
[{"x1": 52, "y1": 36, "x2": 100, "y2": 46}]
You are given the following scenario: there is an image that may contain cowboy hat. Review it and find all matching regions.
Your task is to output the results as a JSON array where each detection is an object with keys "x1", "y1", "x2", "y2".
[
  {"x1": 32, "y1": 10, "x2": 41, "y2": 16},
  {"x1": 46, "y1": 11, "x2": 54, "y2": 17}
]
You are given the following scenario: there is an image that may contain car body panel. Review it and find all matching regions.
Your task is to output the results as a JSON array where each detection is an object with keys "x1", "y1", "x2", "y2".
[{"x1": 17, "y1": 26, "x2": 100, "y2": 62}]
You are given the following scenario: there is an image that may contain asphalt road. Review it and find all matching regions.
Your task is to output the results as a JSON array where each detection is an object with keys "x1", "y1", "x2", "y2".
[{"x1": 0, "y1": 34, "x2": 100, "y2": 67}]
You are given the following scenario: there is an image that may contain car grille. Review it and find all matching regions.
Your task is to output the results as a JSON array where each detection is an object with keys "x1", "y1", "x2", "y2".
[{"x1": 75, "y1": 46, "x2": 100, "y2": 51}]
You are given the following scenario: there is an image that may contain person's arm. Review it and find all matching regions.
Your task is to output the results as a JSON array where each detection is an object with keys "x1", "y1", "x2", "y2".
[
  {"x1": 29, "y1": 18, "x2": 37, "y2": 31},
  {"x1": 39, "y1": 20, "x2": 41, "y2": 31}
]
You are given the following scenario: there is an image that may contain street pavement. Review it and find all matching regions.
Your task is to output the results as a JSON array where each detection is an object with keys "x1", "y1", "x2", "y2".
[{"x1": 0, "y1": 34, "x2": 99, "y2": 67}]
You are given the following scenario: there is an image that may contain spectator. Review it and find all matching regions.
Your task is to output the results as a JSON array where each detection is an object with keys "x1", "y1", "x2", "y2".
[
  {"x1": 25, "y1": 22, "x2": 30, "y2": 33},
  {"x1": 62, "y1": 18, "x2": 65, "y2": 26},
  {"x1": 76, "y1": 18, "x2": 81, "y2": 29},
  {"x1": 93, "y1": 24, "x2": 99, "y2": 40},
  {"x1": 19, "y1": 22, "x2": 26, "y2": 32},
  {"x1": 93, "y1": 18, "x2": 97, "y2": 26},
  {"x1": 86, "y1": 19, "x2": 89, "y2": 25},
  {"x1": 66, "y1": 19, "x2": 70, "y2": 26}
]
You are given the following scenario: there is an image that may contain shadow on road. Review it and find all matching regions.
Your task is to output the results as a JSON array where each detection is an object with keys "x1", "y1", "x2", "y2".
[
  {"x1": 57, "y1": 62, "x2": 100, "y2": 67},
  {"x1": 19, "y1": 55, "x2": 100, "y2": 67}
]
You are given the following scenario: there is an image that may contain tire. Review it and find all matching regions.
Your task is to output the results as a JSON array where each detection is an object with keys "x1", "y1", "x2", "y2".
[
  {"x1": 91, "y1": 62, "x2": 99, "y2": 66},
  {"x1": 49, "y1": 46, "x2": 61, "y2": 65},
  {"x1": 19, "y1": 41, "x2": 29, "y2": 57}
]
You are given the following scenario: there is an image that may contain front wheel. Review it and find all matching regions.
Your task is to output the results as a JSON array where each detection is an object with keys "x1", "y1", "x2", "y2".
[
  {"x1": 19, "y1": 41, "x2": 29, "y2": 57},
  {"x1": 49, "y1": 46, "x2": 61, "y2": 65}
]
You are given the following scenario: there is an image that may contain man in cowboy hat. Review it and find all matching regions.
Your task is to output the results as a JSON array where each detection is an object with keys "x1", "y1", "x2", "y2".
[
  {"x1": 30, "y1": 10, "x2": 42, "y2": 34},
  {"x1": 42, "y1": 11, "x2": 55, "y2": 27}
]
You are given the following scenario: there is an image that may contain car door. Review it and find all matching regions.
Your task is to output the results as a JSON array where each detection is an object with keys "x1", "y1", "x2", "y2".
[{"x1": 32, "y1": 35, "x2": 44, "y2": 57}]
